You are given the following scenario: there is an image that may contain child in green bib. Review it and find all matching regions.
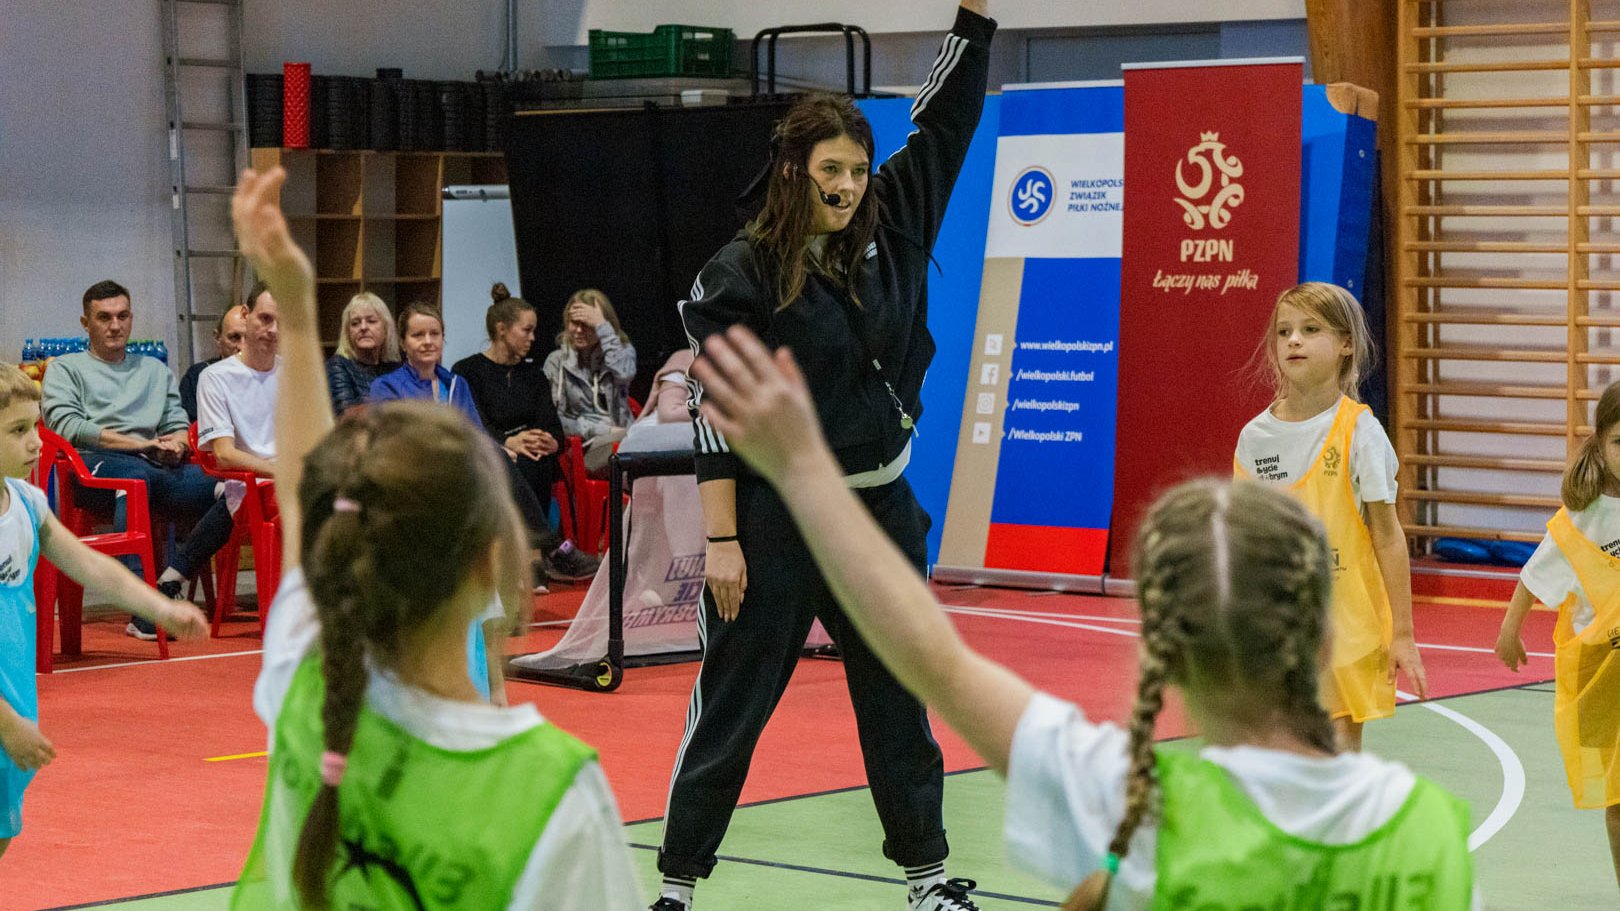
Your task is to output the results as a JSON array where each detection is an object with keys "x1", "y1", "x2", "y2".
[
  {"x1": 684, "y1": 326, "x2": 1477, "y2": 911},
  {"x1": 228, "y1": 167, "x2": 641, "y2": 910}
]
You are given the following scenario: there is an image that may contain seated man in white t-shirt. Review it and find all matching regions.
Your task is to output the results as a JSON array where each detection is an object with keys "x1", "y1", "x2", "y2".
[{"x1": 196, "y1": 283, "x2": 280, "y2": 476}]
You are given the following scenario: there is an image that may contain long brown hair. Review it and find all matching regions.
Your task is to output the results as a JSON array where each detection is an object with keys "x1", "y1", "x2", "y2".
[
  {"x1": 1563, "y1": 381, "x2": 1620, "y2": 510},
  {"x1": 1254, "y1": 282, "x2": 1374, "y2": 401},
  {"x1": 749, "y1": 93, "x2": 881, "y2": 311},
  {"x1": 1078, "y1": 479, "x2": 1336, "y2": 908},
  {"x1": 290, "y1": 400, "x2": 529, "y2": 908}
]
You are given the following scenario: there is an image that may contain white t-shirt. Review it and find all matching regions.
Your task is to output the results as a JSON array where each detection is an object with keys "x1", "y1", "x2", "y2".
[
  {"x1": 254, "y1": 571, "x2": 642, "y2": 911},
  {"x1": 0, "y1": 479, "x2": 48, "y2": 588},
  {"x1": 1235, "y1": 401, "x2": 1399, "y2": 510},
  {"x1": 1004, "y1": 692, "x2": 1481, "y2": 911},
  {"x1": 1520, "y1": 495, "x2": 1620, "y2": 635},
  {"x1": 197, "y1": 354, "x2": 280, "y2": 460}
]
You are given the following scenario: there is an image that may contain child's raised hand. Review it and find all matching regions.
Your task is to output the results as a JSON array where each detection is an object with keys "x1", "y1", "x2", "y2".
[
  {"x1": 1390, "y1": 636, "x2": 1429, "y2": 700},
  {"x1": 231, "y1": 167, "x2": 313, "y2": 302},
  {"x1": 159, "y1": 601, "x2": 210, "y2": 641},
  {"x1": 692, "y1": 326, "x2": 827, "y2": 484},
  {"x1": 1494, "y1": 627, "x2": 1528, "y2": 672},
  {"x1": 0, "y1": 716, "x2": 56, "y2": 772}
]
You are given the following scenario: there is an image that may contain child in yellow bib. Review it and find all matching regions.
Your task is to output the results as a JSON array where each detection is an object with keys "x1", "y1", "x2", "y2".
[
  {"x1": 228, "y1": 169, "x2": 640, "y2": 909},
  {"x1": 1235, "y1": 283, "x2": 1427, "y2": 751},
  {"x1": 1496, "y1": 381, "x2": 1620, "y2": 889}
]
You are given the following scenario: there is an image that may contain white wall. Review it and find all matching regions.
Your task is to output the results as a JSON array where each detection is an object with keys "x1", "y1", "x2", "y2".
[{"x1": 0, "y1": 0, "x2": 176, "y2": 357}]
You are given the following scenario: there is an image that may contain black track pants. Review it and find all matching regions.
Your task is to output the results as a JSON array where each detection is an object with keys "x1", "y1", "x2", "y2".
[{"x1": 657, "y1": 475, "x2": 948, "y2": 879}]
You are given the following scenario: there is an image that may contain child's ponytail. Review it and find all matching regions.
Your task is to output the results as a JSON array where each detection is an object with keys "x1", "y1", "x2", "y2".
[{"x1": 292, "y1": 504, "x2": 373, "y2": 909}]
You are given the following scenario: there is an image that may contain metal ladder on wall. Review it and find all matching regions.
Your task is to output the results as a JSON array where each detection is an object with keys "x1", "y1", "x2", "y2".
[
  {"x1": 1395, "y1": 0, "x2": 1620, "y2": 546},
  {"x1": 161, "y1": 0, "x2": 249, "y2": 368}
]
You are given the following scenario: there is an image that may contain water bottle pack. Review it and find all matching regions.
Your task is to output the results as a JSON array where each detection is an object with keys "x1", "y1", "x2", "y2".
[{"x1": 20, "y1": 337, "x2": 168, "y2": 364}]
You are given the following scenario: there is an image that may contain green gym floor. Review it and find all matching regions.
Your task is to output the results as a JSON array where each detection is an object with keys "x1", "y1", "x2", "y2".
[{"x1": 15, "y1": 590, "x2": 1618, "y2": 910}]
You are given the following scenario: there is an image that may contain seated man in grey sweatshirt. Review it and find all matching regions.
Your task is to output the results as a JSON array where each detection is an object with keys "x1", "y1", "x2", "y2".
[{"x1": 41, "y1": 280, "x2": 239, "y2": 640}]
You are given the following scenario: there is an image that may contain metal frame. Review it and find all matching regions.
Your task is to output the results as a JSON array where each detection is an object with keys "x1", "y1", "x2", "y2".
[
  {"x1": 162, "y1": 0, "x2": 248, "y2": 368},
  {"x1": 508, "y1": 449, "x2": 698, "y2": 693},
  {"x1": 750, "y1": 23, "x2": 873, "y2": 97}
]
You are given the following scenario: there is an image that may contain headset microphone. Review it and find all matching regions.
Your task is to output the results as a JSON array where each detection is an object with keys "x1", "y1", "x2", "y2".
[{"x1": 816, "y1": 186, "x2": 845, "y2": 207}]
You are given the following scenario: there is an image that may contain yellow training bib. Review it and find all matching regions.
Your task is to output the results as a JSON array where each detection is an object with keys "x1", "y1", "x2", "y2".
[
  {"x1": 1237, "y1": 398, "x2": 1395, "y2": 722},
  {"x1": 1544, "y1": 509, "x2": 1620, "y2": 809}
]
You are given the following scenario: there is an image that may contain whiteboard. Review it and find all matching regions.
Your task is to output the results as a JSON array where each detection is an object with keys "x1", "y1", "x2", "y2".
[{"x1": 441, "y1": 186, "x2": 520, "y2": 368}]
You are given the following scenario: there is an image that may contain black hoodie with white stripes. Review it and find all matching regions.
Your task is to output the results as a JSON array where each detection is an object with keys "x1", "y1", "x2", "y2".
[{"x1": 680, "y1": 5, "x2": 995, "y2": 484}]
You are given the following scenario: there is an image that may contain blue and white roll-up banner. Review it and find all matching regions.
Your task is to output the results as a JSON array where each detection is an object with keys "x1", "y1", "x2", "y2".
[
  {"x1": 936, "y1": 82, "x2": 1124, "y2": 585},
  {"x1": 859, "y1": 94, "x2": 1003, "y2": 565}
]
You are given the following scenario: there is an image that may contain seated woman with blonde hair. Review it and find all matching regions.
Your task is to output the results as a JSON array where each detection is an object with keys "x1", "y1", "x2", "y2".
[
  {"x1": 323, "y1": 291, "x2": 401, "y2": 417},
  {"x1": 544, "y1": 289, "x2": 636, "y2": 476}
]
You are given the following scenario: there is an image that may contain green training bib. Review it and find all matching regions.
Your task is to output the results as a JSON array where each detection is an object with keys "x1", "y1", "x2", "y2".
[
  {"x1": 232, "y1": 658, "x2": 595, "y2": 910},
  {"x1": 1152, "y1": 750, "x2": 1473, "y2": 911}
]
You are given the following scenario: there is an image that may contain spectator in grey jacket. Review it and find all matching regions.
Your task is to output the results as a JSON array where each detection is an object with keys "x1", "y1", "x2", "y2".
[
  {"x1": 41, "y1": 280, "x2": 239, "y2": 640},
  {"x1": 323, "y1": 291, "x2": 401, "y2": 417},
  {"x1": 542, "y1": 288, "x2": 636, "y2": 474}
]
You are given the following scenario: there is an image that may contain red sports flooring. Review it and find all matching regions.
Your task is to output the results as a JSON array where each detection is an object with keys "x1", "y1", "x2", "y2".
[{"x1": 2, "y1": 586, "x2": 1556, "y2": 909}]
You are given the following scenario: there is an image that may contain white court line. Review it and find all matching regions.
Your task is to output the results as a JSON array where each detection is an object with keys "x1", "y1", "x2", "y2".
[
  {"x1": 1398, "y1": 689, "x2": 1526, "y2": 851},
  {"x1": 946, "y1": 604, "x2": 1554, "y2": 657},
  {"x1": 49, "y1": 648, "x2": 263, "y2": 674},
  {"x1": 939, "y1": 603, "x2": 1140, "y2": 622},
  {"x1": 948, "y1": 607, "x2": 1524, "y2": 853},
  {"x1": 1417, "y1": 642, "x2": 1555, "y2": 659},
  {"x1": 42, "y1": 619, "x2": 579, "y2": 676},
  {"x1": 942, "y1": 606, "x2": 1141, "y2": 639}
]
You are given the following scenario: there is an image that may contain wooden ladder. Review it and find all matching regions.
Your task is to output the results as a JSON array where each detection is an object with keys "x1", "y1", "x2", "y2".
[{"x1": 1395, "y1": 0, "x2": 1620, "y2": 545}]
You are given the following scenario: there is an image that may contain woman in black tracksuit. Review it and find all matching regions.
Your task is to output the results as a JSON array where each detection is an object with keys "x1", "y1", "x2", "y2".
[{"x1": 656, "y1": 5, "x2": 994, "y2": 911}]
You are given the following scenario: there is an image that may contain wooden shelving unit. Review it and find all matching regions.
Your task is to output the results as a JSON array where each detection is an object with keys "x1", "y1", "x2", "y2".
[
  {"x1": 1395, "y1": 0, "x2": 1619, "y2": 545},
  {"x1": 249, "y1": 148, "x2": 506, "y2": 347}
]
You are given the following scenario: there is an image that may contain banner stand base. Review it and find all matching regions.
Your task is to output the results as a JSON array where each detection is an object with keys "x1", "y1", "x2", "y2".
[
  {"x1": 931, "y1": 565, "x2": 1105, "y2": 594},
  {"x1": 625, "y1": 649, "x2": 703, "y2": 669},
  {"x1": 1102, "y1": 576, "x2": 1137, "y2": 598}
]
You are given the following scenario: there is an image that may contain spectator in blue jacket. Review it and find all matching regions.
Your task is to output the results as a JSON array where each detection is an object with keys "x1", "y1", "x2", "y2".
[{"x1": 369, "y1": 303, "x2": 480, "y2": 429}]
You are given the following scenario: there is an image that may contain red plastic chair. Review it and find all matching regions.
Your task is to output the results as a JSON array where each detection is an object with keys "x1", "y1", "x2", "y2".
[
  {"x1": 189, "y1": 423, "x2": 281, "y2": 636},
  {"x1": 31, "y1": 425, "x2": 169, "y2": 670},
  {"x1": 559, "y1": 435, "x2": 608, "y2": 555},
  {"x1": 557, "y1": 398, "x2": 641, "y2": 556}
]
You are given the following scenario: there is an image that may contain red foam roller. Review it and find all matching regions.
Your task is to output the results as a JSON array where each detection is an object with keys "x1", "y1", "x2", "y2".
[{"x1": 283, "y1": 62, "x2": 311, "y2": 148}]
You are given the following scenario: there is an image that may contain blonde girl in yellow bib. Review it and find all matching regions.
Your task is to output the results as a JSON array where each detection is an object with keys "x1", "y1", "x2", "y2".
[
  {"x1": 1496, "y1": 381, "x2": 1620, "y2": 890},
  {"x1": 1235, "y1": 282, "x2": 1428, "y2": 751}
]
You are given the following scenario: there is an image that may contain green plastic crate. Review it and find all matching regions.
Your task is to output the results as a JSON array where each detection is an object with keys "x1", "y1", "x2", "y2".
[{"x1": 588, "y1": 24, "x2": 736, "y2": 79}]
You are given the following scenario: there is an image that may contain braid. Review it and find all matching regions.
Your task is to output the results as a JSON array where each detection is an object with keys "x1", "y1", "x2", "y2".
[
  {"x1": 1108, "y1": 527, "x2": 1194, "y2": 859},
  {"x1": 292, "y1": 507, "x2": 373, "y2": 909},
  {"x1": 1277, "y1": 535, "x2": 1336, "y2": 755},
  {"x1": 1109, "y1": 613, "x2": 1175, "y2": 857}
]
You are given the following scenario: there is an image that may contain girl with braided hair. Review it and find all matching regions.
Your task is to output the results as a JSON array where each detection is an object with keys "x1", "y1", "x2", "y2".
[
  {"x1": 681, "y1": 325, "x2": 1477, "y2": 910},
  {"x1": 1235, "y1": 282, "x2": 1428, "y2": 751},
  {"x1": 1497, "y1": 380, "x2": 1620, "y2": 890},
  {"x1": 227, "y1": 167, "x2": 640, "y2": 910}
]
